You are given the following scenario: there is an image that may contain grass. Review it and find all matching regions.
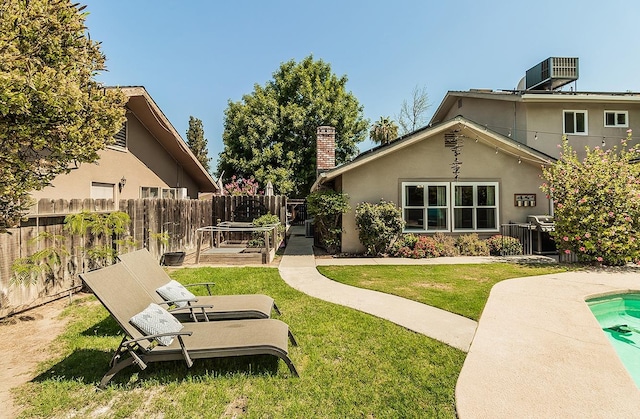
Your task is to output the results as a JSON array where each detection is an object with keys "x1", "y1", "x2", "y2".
[
  {"x1": 317, "y1": 263, "x2": 573, "y2": 320},
  {"x1": 15, "y1": 267, "x2": 465, "y2": 418}
]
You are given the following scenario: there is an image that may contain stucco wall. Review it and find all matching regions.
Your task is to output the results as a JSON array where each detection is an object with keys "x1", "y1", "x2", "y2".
[
  {"x1": 339, "y1": 134, "x2": 550, "y2": 253},
  {"x1": 31, "y1": 113, "x2": 200, "y2": 201},
  {"x1": 521, "y1": 102, "x2": 640, "y2": 159}
]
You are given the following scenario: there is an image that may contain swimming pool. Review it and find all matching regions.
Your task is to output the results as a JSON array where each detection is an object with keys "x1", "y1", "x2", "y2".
[{"x1": 588, "y1": 293, "x2": 640, "y2": 388}]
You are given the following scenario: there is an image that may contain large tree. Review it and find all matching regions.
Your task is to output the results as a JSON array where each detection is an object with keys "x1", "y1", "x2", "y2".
[
  {"x1": 218, "y1": 55, "x2": 369, "y2": 197},
  {"x1": 186, "y1": 116, "x2": 211, "y2": 172},
  {"x1": 0, "y1": 0, "x2": 126, "y2": 230}
]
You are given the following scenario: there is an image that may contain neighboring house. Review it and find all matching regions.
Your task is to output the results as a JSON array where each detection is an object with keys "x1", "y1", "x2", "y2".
[
  {"x1": 31, "y1": 86, "x2": 219, "y2": 203},
  {"x1": 430, "y1": 59, "x2": 640, "y2": 160},
  {"x1": 313, "y1": 57, "x2": 639, "y2": 254}
]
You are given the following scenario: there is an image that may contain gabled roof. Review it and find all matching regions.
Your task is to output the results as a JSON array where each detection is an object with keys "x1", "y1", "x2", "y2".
[
  {"x1": 117, "y1": 86, "x2": 219, "y2": 193},
  {"x1": 430, "y1": 89, "x2": 640, "y2": 125},
  {"x1": 312, "y1": 116, "x2": 554, "y2": 190}
]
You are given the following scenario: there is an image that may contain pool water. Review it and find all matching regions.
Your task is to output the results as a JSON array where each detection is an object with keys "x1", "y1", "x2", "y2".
[{"x1": 588, "y1": 293, "x2": 640, "y2": 388}]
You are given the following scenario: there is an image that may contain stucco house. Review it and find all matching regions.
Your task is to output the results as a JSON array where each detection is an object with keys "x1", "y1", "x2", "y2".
[
  {"x1": 30, "y1": 86, "x2": 219, "y2": 203},
  {"x1": 312, "y1": 57, "x2": 640, "y2": 254},
  {"x1": 312, "y1": 120, "x2": 554, "y2": 253}
]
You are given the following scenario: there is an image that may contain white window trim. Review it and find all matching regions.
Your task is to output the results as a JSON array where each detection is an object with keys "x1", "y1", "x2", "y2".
[
  {"x1": 140, "y1": 186, "x2": 161, "y2": 199},
  {"x1": 401, "y1": 182, "x2": 450, "y2": 232},
  {"x1": 451, "y1": 182, "x2": 500, "y2": 232},
  {"x1": 604, "y1": 110, "x2": 628, "y2": 127},
  {"x1": 400, "y1": 181, "x2": 500, "y2": 233},
  {"x1": 563, "y1": 110, "x2": 588, "y2": 135}
]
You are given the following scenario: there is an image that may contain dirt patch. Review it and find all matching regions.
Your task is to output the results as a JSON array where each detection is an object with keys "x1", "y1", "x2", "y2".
[
  {"x1": 0, "y1": 294, "x2": 80, "y2": 418},
  {"x1": 221, "y1": 395, "x2": 248, "y2": 418},
  {"x1": 413, "y1": 282, "x2": 454, "y2": 291}
]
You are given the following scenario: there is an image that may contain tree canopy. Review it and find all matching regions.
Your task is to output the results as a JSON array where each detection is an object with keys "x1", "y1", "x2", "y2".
[
  {"x1": 218, "y1": 55, "x2": 369, "y2": 197},
  {"x1": 186, "y1": 116, "x2": 211, "y2": 172},
  {"x1": 0, "y1": 0, "x2": 126, "y2": 230}
]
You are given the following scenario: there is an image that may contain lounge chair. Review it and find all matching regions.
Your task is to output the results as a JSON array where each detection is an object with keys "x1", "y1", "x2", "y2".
[
  {"x1": 118, "y1": 249, "x2": 279, "y2": 321},
  {"x1": 80, "y1": 262, "x2": 298, "y2": 388}
]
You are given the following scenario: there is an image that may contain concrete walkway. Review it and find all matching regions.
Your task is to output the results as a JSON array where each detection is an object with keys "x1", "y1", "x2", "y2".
[{"x1": 278, "y1": 229, "x2": 478, "y2": 352}]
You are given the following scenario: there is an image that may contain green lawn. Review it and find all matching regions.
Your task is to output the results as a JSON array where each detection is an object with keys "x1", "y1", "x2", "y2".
[
  {"x1": 15, "y1": 267, "x2": 465, "y2": 418},
  {"x1": 317, "y1": 263, "x2": 573, "y2": 320}
]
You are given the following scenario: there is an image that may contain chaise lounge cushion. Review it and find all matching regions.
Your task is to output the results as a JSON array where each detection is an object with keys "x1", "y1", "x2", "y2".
[
  {"x1": 130, "y1": 303, "x2": 184, "y2": 346},
  {"x1": 156, "y1": 280, "x2": 196, "y2": 308}
]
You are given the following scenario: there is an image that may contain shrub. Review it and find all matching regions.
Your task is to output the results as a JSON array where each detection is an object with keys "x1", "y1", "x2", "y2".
[
  {"x1": 247, "y1": 213, "x2": 284, "y2": 248},
  {"x1": 486, "y1": 235, "x2": 523, "y2": 256},
  {"x1": 541, "y1": 131, "x2": 640, "y2": 265},
  {"x1": 432, "y1": 232, "x2": 460, "y2": 257},
  {"x1": 307, "y1": 190, "x2": 350, "y2": 254},
  {"x1": 355, "y1": 200, "x2": 405, "y2": 256},
  {"x1": 456, "y1": 234, "x2": 489, "y2": 256}
]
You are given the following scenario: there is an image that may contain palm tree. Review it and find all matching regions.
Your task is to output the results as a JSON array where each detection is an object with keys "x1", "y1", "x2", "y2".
[{"x1": 369, "y1": 116, "x2": 399, "y2": 144}]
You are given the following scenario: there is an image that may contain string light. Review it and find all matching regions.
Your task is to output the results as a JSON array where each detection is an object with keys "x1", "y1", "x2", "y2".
[
  {"x1": 508, "y1": 129, "x2": 512, "y2": 137},
  {"x1": 495, "y1": 147, "x2": 499, "y2": 154},
  {"x1": 602, "y1": 137, "x2": 606, "y2": 147},
  {"x1": 518, "y1": 157, "x2": 522, "y2": 164},
  {"x1": 534, "y1": 132, "x2": 538, "y2": 140}
]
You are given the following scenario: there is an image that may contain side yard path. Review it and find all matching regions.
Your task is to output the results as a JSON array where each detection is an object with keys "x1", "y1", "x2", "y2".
[
  {"x1": 279, "y1": 231, "x2": 478, "y2": 352},
  {"x1": 0, "y1": 296, "x2": 75, "y2": 418}
]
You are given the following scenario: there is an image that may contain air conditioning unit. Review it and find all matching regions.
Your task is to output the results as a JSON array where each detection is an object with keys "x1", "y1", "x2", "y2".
[
  {"x1": 525, "y1": 57, "x2": 578, "y2": 91},
  {"x1": 305, "y1": 218, "x2": 314, "y2": 238}
]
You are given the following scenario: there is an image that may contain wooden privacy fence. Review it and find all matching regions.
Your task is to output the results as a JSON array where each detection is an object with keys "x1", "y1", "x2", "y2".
[{"x1": 0, "y1": 195, "x2": 287, "y2": 319}]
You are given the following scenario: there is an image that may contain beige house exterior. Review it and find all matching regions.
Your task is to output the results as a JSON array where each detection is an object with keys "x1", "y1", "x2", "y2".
[
  {"x1": 31, "y1": 86, "x2": 218, "y2": 203},
  {"x1": 430, "y1": 90, "x2": 640, "y2": 160},
  {"x1": 312, "y1": 117, "x2": 554, "y2": 254}
]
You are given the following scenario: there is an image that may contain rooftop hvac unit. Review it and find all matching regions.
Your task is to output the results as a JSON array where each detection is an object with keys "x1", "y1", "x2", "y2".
[{"x1": 525, "y1": 57, "x2": 578, "y2": 91}]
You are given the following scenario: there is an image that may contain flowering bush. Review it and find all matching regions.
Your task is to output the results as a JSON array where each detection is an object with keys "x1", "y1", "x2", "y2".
[
  {"x1": 432, "y1": 232, "x2": 460, "y2": 257},
  {"x1": 307, "y1": 190, "x2": 350, "y2": 254},
  {"x1": 355, "y1": 200, "x2": 405, "y2": 256},
  {"x1": 541, "y1": 131, "x2": 640, "y2": 265},
  {"x1": 224, "y1": 175, "x2": 260, "y2": 196},
  {"x1": 390, "y1": 234, "x2": 440, "y2": 258}
]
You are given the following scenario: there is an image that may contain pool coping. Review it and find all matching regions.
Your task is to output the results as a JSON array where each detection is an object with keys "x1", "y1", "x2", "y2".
[{"x1": 456, "y1": 270, "x2": 640, "y2": 418}]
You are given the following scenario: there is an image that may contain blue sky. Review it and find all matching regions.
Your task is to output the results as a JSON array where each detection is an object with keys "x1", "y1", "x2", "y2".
[{"x1": 84, "y1": 0, "x2": 640, "y2": 172}]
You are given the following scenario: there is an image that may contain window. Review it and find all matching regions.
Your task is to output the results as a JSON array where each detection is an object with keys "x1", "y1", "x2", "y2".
[
  {"x1": 453, "y1": 183, "x2": 498, "y2": 231},
  {"x1": 402, "y1": 182, "x2": 449, "y2": 231},
  {"x1": 563, "y1": 110, "x2": 588, "y2": 135},
  {"x1": 401, "y1": 182, "x2": 499, "y2": 232},
  {"x1": 141, "y1": 186, "x2": 160, "y2": 198},
  {"x1": 112, "y1": 122, "x2": 127, "y2": 149},
  {"x1": 604, "y1": 111, "x2": 628, "y2": 127},
  {"x1": 91, "y1": 182, "x2": 114, "y2": 200}
]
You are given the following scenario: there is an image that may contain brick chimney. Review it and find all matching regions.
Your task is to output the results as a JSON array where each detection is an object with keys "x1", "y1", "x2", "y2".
[{"x1": 316, "y1": 126, "x2": 336, "y2": 172}]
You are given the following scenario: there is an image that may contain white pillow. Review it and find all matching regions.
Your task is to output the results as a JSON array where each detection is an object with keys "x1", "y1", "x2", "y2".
[
  {"x1": 156, "y1": 280, "x2": 196, "y2": 308},
  {"x1": 130, "y1": 303, "x2": 183, "y2": 346}
]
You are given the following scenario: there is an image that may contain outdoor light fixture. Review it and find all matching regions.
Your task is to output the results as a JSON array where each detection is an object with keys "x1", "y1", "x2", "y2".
[{"x1": 119, "y1": 176, "x2": 127, "y2": 192}]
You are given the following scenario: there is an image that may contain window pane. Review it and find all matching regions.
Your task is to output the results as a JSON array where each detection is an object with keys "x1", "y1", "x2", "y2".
[
  {"x1": 477, "y1": 186, "x2": 495, "y2": 206},
  {"x1": 576, "y1": 112, "x2": 585, "y2": 133},
  {"x1": 427, "y1": 208, "x2": 447, "y2": 230},
  {"x1": 455, "y1": 186, "x2": 473, "y2": 206},
  {"x1": 617, "y1": 113, "x2": 626, "y2": 125},
  {"x1": 405, "y1": 185, "x2": 424, "y2": 206},
  {"x1": 454, "y1": 208, "x2": 473, "y2": 229},
  {"x1": 477, "y1": 208, "x2": 496, "y2": 229},
  {"x1": 564, "y1": 112, "x2": 575, "y2": 133},
  {"x1": 91, "y1": 182, "x2": 114, "y2": 199},
  {"x1": 605, "y1": 112, "x2": 615, "y2": 126},
  {"x1": 405, "y1": 209, "x2": 424, "y2": 230},
  {"x1": 428, "y1": 185, "x2": 447, "y2": 206}
]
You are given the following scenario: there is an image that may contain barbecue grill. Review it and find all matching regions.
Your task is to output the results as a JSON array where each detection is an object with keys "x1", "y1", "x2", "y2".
[{"x1": 527, "y1": 215, "x2": 556, "y2": 254}]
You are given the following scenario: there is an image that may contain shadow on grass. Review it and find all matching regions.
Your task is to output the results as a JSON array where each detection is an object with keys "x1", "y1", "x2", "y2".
[
  {"x1": 79, "y1": 316, "x2": 122, "y2": 337},
  {"x1": 32, "y1": 348, "x2": 281, "y2": 387}
]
